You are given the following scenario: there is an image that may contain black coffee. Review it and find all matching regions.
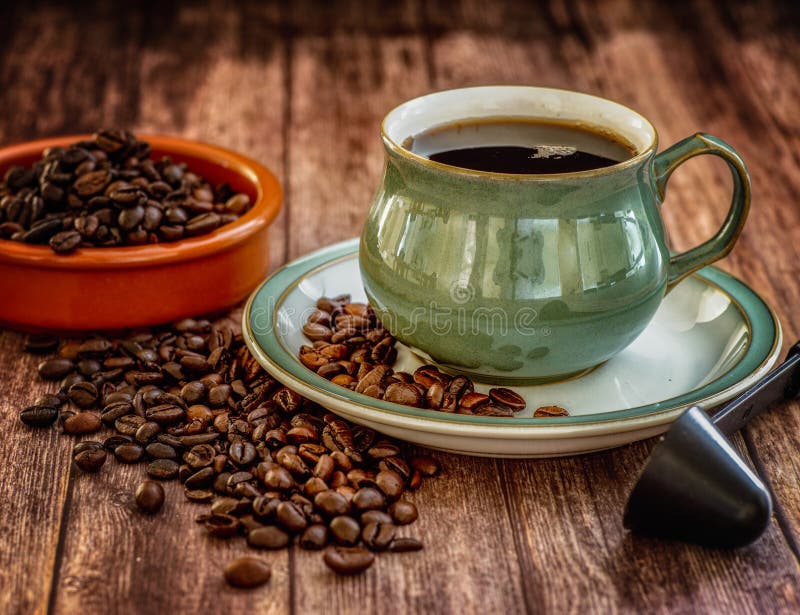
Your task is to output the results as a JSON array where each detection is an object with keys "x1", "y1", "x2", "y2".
[{"x1": 406, "y1": 118, "x2": 635, "y2": 174}]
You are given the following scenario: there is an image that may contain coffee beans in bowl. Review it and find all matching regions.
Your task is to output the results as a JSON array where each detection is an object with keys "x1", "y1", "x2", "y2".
[
  {"x1": 0, "y1": 133, "x2": 282, "y2": 330},
  {"x1": 0, "y1": 130, "x2": 252, "y2": 253}
]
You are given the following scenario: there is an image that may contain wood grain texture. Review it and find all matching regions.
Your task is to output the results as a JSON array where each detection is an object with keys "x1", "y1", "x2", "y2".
[
  {"x1": 287, "y1": 30, "x2": 430, "y2": 257},
  {"x1": 0, "y1": 1, "x2": 799, "y2": 614},
  {"x1": 0, "y1": 333, "x2": 73, "y2": 615}
]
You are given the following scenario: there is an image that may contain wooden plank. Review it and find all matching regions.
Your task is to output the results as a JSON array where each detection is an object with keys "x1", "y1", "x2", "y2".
[
  {"x1": 427, "y1": 0, "x2": 800, "y2": 611},
  {"x1": 287, "y1": 32, "x2": 431, "y2": 258},
  {"x1": 287, "y1": 20, "x2": 528, "y2": 614},
  {"x1": 0, "y1": 332, "x2": 74, "y2": 615},
  {"x1": 41, "y1": 4, "x2": 290, "y2": 614}
]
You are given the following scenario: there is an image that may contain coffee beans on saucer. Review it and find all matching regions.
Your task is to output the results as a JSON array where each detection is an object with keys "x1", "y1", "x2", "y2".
[
  {"x1": 299, "y1": 295, "x2": 567, "y2": 418},
  {"x1": 19, "y1": 314, "x2": 435, "y2": 585},
  {"x1": 0, "y1": 130, "x2": 252, "y2": 253}
]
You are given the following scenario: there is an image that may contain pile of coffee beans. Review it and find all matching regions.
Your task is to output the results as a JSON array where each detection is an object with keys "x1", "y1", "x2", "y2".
[
  {"x1": 0, "y1": 130, "x2": 252, "y2": 254},
  {"x1": 19, "y1": 316, "x2": 436, "y2": 586},
  {"x1": 300, "y1": 295, "x2": 565, "y2": 417}
]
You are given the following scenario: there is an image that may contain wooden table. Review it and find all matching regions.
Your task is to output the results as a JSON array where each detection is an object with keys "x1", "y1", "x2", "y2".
[{"x1": 1, "y1": 1, "x2": 799, "y2": 613}]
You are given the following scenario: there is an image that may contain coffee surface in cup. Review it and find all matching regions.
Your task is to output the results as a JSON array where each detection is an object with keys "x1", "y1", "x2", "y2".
[{"x1": 406, "y1": 118, "x2": 636, "y2": 174}]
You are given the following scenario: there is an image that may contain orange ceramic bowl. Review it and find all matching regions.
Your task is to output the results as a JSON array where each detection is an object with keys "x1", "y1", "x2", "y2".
[{"x1": 0, "y1": 135, "x2": 282, "y2": 332}]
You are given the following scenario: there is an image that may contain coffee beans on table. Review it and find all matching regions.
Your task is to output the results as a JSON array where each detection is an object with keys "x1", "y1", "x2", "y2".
[
  {"x1": 19, "y1": 314, "x2": 435, "y2": 586},
  {"x1": 223, "y1": 556, "x2": 272, "y2": 589},
  {"x1": 0, "y1": 130, "x2": 253, "y2": 254},
  {"x1": 322, "y1": 545, "x2": 375, "y2": 575},
  {"x1": 299, "y1": 296, "x2": 567, "y2": 418},
  {"x1": 135, "y1": 480, "x2": 165, "y2": 514}
]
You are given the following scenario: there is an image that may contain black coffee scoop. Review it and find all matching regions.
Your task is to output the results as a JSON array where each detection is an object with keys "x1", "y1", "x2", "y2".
[{"x1": 624, "y1": 342, "x2": 800, "y2": 548}]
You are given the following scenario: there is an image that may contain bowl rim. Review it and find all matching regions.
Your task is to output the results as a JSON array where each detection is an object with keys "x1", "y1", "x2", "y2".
[{"x1": 0, "y1": 134, "x2": 282, "y2": 269}]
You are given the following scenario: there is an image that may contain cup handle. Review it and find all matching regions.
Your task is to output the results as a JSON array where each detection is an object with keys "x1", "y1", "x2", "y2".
[{"x1": 653, "y1": 133, "x2": 751, "y2": 292}]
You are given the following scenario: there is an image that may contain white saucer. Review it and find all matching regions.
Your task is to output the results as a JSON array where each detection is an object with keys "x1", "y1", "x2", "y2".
[{"x1": 243, "y1": 239, "x2": 782, "y2": 457}]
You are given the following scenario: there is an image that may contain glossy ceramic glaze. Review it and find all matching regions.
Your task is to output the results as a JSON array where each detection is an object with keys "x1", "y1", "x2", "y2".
[
  {"x1": 0, "y1": 135, "x2": 282, "y2": 331},
  {"x1": 360, "y1": 86, "x2": 751, "y2": 383},
  {"x1": 243, "y1": 240, "x2": 781, "y2": 457}
]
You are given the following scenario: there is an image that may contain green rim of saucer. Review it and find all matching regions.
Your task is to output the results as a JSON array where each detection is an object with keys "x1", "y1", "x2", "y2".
[{"x1": 243, "y1": 239, "x2": 781, "y2": 426}]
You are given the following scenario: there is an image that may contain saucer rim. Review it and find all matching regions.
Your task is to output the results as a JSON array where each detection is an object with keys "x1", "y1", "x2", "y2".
[{"x1": 242, "y1": 238, "x2": 782, "y2": 437}]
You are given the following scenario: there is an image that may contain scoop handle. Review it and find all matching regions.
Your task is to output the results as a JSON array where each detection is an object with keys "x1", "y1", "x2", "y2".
[{"x1": 712, "y1": 342, "x2": 800, "y2": 436}]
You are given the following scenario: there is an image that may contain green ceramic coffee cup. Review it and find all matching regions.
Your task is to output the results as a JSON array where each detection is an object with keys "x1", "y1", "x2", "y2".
[{"x1": 360, "y1": 86, "x2": 750, "y2": 384}]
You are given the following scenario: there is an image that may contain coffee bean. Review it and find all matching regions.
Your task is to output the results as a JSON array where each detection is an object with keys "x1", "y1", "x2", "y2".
[
  {"x1": 459, "y1": 392, "x2": 490, "y2": 412},
  {"x1": 379, "y1": 456, "x2": 410, "y2": 481},
  {"x1": 304, "y1": 477, "x2": 329, "y2": 498},
  {"x1": 184, "y1": 444, "x2": 216, "y2": 469},
  {"x1": 73, "y1": 446, "x2": 107, "y2": 473},
  {"x1": 352, "y1": 487, "x2": 385, "y2": 512},
  {"x1": 299, "y1": 524, "x2": 328, "y2": 550},
  {"x1": 224, "y1": 556, "x2": 271, "y2": 588},
  {"x1": 263, "y1": 466, "x2": 294, "y2": 491},
  {"x1": 185, "y1": 467, "x2": 215, "y2": 489},
  {"x1": 384, "y1": 382, "x2": 422, "y2": 406},
  {"x1": 388, "y1": 537, "x2": 424, "y2": 553},
  {"x1": 533, "y1": 405, "x2": 570, "y2": 417},
  {"x1": 73, "y1": 169, "x2": 110, "y2": 197},
  {"x1": 103, "y1": 435, "x2": 132, "y2": 451},
  {"x1": 145, "y1": 442, "x2": 177, "y2": 460},
  {"x1": 24, "y1": 334, "x2": 59, "y2": 354},
  {"x1": 49, "y1": 230, "x2": 82, "y2": 253},
  {"x1": 215, "y1": 497, "x2": 252, "y2": 517},
  {"x1": 413, "y1": 365, "x2": 446, "y2": 389},
  {"x1": 114, "y1": 442, "x2": 145, "y2": 463},
  {"x1": 179, "y1": 433, "x2": 220, "y2": 446},
  {"x1": 474, "y1": 403, "x2": 514, "y2": 417},
  {"x1": 147, "y1": 458, "x2": 179, "y2": 480},
  {"x1": 314, "y1": 490, "x2": 349, "y2": 518},
  {"x1": 185, "y1": 212, "x2": 221, "y2": 236},
  {"x1": 488, "y1": 387, "x2": 526, "y2": 411},
  {"x1": 63, "y1": 412, "x2": 102, "y2": 434},
  {"x1": 329, "y1": 515, "x2": 360, "y2": 546},
  {"x1": 362, "y1": 521, "x2": 395, "y2": 551},
  {"x1": 115, "y1": 414, "x2": 146, "y2": 435},
  {"x1": 323, "y1": 546, "x2": 375, "y2": 575},
  {"x1": 134, "y1": 421, "x2": 160, "y2": 444},
  {"x1": 204, "y1": 513, "x2": 240, "y2": 538},
  {"x1": 180, "y1": 381, "x2": 207, "y2": 404},
  {"x1": 77, "y1": 359, "x2": 101, "y2": 376},
  {"x1": 135, "y1": 480, "x2": 165, "y2": 514},
  {"x1": 229, "y1": 440, "x2": 257, "y2": 466},
  {"x1": 184, "y1": 488, "x2": 214, "y2": 503},
  {"x1": 410, "y1": 455, "x2": 441, "y2": 477},
  {"x1": 224, "y1": 193, "x2": 250, "y2": 214},
  {"x1": 361, "y1": 510, "x2": 393, "y2": 525},
  {"x1": 388, "y1": 500, "x2": 418, "y2": 525},
  {"x1": 145, "y1": 404, "x2": 184, "y2": 424},
  {"x1": 68, "y1": 381, "x2": 98, "y2": 408},
  {"x1": 34, "y1": 393, "x2": 64, "y2": 408},
  {"x1": 38, "y1": 358, "x2": 74, "y2": 380},
  {"x1": 20, "y1": 404, "x2": 58, "y2": 428},
  {"x1": 302, "y1": 323, "x2": 333, "y2": 342},
  {"x1": 375, "y1": 470, "x2": 404, "y2": 500},
  {"x1": 208, "y1": 384, "x2": 231, "y2": 407},
  {"x1": 247, "y1": 526, "x2": 290, "y2": 549},
  {"x1": 367, "y1": 441, "x2": 400, "y2": 460},
  {"x1": 276, "y1": 501, "x2": 308, "y2": 533}
]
